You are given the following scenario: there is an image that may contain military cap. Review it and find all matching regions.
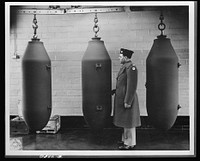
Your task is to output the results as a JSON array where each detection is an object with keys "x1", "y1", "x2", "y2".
[{"x1": 120, "y1": 48, "x2": 134, "y2": 59}]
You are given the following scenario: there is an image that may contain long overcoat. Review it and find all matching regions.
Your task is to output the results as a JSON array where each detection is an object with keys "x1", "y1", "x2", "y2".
[{"x1": 113, "y1": 61, "x2": 141, "y2": 128}]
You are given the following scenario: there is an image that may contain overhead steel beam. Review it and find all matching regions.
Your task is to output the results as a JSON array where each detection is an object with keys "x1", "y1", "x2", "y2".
[
  {"x1": 16, "y1": 7, "x2": 125, "y2": 15},
  {"x1": 17, "y1": 9, "x2": 65, "y2": 14},
  {"x1": 66, "y1": 7, "x2": 124, "y2": 13}
]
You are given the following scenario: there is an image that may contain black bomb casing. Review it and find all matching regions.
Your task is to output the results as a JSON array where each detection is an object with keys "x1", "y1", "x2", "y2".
[
  {"x1": 82, "y1": 37, "x2": 112, "y2": 131},
  {"x1": 146, "y1": 35, "x2": 180, "y2": 131},
  {"x1": 22, "y1": 39, "x2": 52, "y2": 132}
]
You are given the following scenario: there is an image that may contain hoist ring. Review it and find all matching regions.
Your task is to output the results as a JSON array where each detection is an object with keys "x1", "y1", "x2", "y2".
[{"x1": 158, "y1": 22, "x2": 166, "y2": 31}]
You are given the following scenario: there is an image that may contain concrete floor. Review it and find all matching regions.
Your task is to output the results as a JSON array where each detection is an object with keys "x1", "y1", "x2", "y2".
[{"x1": 9, "y1": 128, "x2": 189, "y2": 150}]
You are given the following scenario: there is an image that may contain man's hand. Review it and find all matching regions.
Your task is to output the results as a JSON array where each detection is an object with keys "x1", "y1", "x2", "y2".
[{"x1": 124, "y1": 103, "x2": 131, "y2": 108}]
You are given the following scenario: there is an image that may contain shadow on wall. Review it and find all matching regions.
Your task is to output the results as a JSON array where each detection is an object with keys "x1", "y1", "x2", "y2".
[
  {"x1": 129, "y1": 6, "x2": 189, "y2": 29},
  {"x1": 10, "y1": 6, "x2": 19, "y2": 29}
]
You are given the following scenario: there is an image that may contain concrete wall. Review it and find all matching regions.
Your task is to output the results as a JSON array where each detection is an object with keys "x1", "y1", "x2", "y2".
[{"x1": 9, "y1": 6, "x2": 189, "y2": 116}]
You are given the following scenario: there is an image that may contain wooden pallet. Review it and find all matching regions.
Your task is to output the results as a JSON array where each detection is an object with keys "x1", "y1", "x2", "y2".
[
  {"x1": 10, "y1": 116, "x2": 29, "y2": 135},
  {"x1": 10, "y1": 115, "x2": 61, "y2": 134},
  {"x1": 36, "y1": 115, "x2": 61, "y2": 134}
]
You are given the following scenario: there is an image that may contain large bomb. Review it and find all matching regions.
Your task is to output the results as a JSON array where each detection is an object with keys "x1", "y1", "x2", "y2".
[
  {"x1": 146, "y1": 13, "x2": 181, "y2": 131},
  {"x1": 81, "y1": 14, "x2": 112, "y2": 131},
  {"x1": 22, "y1": 15, "x2": 52, "y2": 132}
]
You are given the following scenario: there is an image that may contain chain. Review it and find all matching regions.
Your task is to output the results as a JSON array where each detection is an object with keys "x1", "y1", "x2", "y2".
[
  {"x1": 32, "y1": 14, "x2": 38, "y2": 40},
  {"x1": 93, "y1": 13, "x2": 100, "y2": 37},
  {"x1": 158, "y1": 11, "x2": 166, "y2": 36}
]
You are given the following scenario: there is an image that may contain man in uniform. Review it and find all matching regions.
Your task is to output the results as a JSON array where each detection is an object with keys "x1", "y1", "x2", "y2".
[{"x1": 112, "y1": 48, "x2": 141, "y2": 150}]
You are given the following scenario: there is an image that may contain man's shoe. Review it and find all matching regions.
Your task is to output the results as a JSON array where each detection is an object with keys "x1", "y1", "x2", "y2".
[{"x1": 118, "y1": 144, "x2": 136, "y2": 150}]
